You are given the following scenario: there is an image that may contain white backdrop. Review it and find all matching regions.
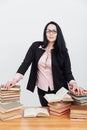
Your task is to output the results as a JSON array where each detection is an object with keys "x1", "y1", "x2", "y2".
[{"x1": 0, "y1": 0, "x2": 87, "y2": 106}]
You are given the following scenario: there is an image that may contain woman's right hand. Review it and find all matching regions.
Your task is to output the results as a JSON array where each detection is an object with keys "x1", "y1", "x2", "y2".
[
  {"x1": 3, "y1": 73, "x2": 23, "y2": 89},
  {"x1": 3, "y1": 79, "x2": 18, "y2": 89}
]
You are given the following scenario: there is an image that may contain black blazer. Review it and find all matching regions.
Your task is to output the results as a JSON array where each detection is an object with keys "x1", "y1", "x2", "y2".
[{"x1": 17, "y1": 41, "x2": 74, "y2": 92}]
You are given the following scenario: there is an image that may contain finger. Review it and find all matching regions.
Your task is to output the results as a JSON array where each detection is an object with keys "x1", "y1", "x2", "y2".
[
  {"x1": 8, "y1": 83, "x2": 14, "y2": 88},
  {"x1": 11, "y1": 83, "x2": 16, "y2": 88},
  {"x1": 77, "y1": 88, "x2": 81, "y2": 95},
  {"x1": 68, "y1": 85, "x2": 73, "y2": 91},
  {"x1": 73, "y1": 87, "x2": 79, "y2": 95},
  {"x1": 68, "y1": 86, "x2": 76, "y2": 94},
  {"x1": 83, "y1": 90, "x2": 87, "y2": 95},
  {"x1": 80, "y1": 89, "x2": 84, "y2": 95},
  {"x1": 78, "y1": 87, "x2": 84, "y2": 95},
  {"x1": 4, "y1": 81, "x2": 13, "y2": 89},
  {"x1": 1, "y1": 85, "x2": 8, "y2": 90}
]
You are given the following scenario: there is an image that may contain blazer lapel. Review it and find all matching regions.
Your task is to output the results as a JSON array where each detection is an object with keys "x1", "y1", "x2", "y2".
[{"x1": 35, "y1": 48, "x2": 45, "y2": 63}]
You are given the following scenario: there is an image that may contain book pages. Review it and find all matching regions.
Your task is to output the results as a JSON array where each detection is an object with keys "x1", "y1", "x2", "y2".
[
  {"x1": 44, "y1": 87, "x2": 68, "y2": 103},
  {"x1": 23, "y1": 107, "x2": 50, "y2": 117}
]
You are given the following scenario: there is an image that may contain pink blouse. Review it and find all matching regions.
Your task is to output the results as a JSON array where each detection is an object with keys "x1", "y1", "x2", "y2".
[{"x1": 36, "y1": 50, "x2": 54, "y2": 91}]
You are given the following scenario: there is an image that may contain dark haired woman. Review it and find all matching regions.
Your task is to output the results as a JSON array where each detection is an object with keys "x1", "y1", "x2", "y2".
[{"x1": 4, "y1": 21, "x2": 84, "y2": 106}]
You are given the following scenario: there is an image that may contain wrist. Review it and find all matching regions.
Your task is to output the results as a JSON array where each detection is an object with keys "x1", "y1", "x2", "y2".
[
  {"x1": 12, "y1": 78, "x2": 18, "y2": 84},
  {"x1": 13, "y1": 73, "x2": 23, "y2": 83},
  {"x1": 69, "y1": 80, "x2": 77, "y2": 86}
]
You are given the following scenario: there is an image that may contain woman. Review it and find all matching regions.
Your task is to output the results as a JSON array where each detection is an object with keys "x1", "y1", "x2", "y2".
[{"x1": 4, "y1": 21, "x2": 84, "y2": 106}]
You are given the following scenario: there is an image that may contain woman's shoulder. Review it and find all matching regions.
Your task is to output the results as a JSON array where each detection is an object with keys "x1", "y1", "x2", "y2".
[{"x1": 31, "y1": 41, "x2": 43, "y2": 47}]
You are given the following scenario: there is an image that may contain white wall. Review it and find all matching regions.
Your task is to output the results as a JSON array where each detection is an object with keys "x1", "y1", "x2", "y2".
[{"x1": 0, "y1": 0, "x2": 87, "y2": 106}]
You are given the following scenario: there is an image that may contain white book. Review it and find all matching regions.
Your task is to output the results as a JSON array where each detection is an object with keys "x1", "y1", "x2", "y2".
[
  {"x1": 44, "y1": 87, "x2": 68, "y2": 103},
  {"x1": 23, "y1": 107, "x2": 50, "y2": 117}
]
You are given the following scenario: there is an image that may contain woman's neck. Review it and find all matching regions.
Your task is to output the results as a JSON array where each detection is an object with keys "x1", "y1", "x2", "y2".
[{"x1": 47, "y1": 42, "x2": 54, "y2": 49}]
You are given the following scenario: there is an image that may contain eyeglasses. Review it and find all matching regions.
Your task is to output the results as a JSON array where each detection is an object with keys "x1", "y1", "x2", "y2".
[{"x1": 46, "y1": 29, "x2": 57, "y2": 34}]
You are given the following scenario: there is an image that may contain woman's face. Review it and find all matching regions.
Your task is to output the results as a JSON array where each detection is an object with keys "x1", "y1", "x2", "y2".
[{"x1": 46, "y1": 24, "x2": 57, "y2": 43}]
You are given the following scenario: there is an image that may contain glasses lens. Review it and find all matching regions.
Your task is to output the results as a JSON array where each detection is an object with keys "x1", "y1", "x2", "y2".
[{"x1": 46, "y1": 29, "x2": 57, "y2": 34}]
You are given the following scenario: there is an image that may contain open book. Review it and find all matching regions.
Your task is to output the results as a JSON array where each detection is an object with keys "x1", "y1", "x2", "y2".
[
  {"x1": 44, "y1": 87, "x2": 70, "y2": 103},
  {"x1": 23, "y1": 107, "x2": 50, "y2": 117}
]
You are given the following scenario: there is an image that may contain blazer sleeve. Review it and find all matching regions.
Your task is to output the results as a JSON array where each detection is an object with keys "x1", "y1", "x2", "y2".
[
  {"x1": 16, "y1": 42, "x2": 37, "y2": 75},
  {"x1": 63, "y1": 50, "x2": 75, "y2": 82}
]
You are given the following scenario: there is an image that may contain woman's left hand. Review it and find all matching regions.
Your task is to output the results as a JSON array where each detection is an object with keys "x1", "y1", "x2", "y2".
[
  {"x1": 68, "y1": 85, "x2": 85, "y2": 95},
  {"x1": 68, "y1": 80, "x2": 85, "y2": 95}
]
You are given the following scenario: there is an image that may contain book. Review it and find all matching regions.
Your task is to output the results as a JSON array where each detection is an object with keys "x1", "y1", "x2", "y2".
[
  {"x1": 0, "y1": 95, "x2": 20, "y2": 98},
  {"x1": 50, "y1": 109, "x2": 69, "y2": 116},
  {"x1": 49, "y1": 105, "x2": 70, "y2": 113},
  {"x1": 0, "y1": 101, "x2": 23, "y2": 113},
  {"x1": 44, "y1": 87, "x2": 68, "y2": 103},
  {"x1": 0, "y1": 85, "x2": 20, "y2": 91},
  {"x1": 70, "y1": 113, "x2": 87, "y2": 118},
  {"x1": 23, "y1": 107, "x2": 50, "y2": 117},
  {"x1": 69, "y1": 90, "x2": 87, "y2": 96},
  {"x1": 62, "y1": 94, "x2": 73, "y2": 102},
  {"x1": 69, "y1": 90, "x2": 87, "y2": 105},
  {"x1": 0, "y1": 91, "x2": 20, "y2": 96},
  {"x1": 0, "y1": 109, "x2": 22, "y2": 120},
  {"x1": 70, "y1": 105, "x2": 87, "y2": 114},
  {"x1": 69, "y1": 93, "x2": 87, "y2": 100},
  {"x1": 48, "y1": 102, "x2": 71, "y2": 109},
  {"x1": 0, "y1": 97, "x2": 20, "y2": 103},
  {"x1": 4, "y1": 114, "x2": 22, "y2": 121},
  {"x1": 70, "y1": 118, "x2": 87, "y2": 121},
  {"x1": 1, "y1": 114, "x2": 22, "y2": 121}
]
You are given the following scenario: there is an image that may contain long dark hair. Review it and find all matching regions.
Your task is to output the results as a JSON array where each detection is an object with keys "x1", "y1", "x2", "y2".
[{"x1": 42, "y1": 21, "x2": 67, "y2": 57}]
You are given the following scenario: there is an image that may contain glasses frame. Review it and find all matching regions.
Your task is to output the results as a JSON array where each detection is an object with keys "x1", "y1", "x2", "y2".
[{"x1": 46, "y1": 29, "x2": 57, "y2": 34}]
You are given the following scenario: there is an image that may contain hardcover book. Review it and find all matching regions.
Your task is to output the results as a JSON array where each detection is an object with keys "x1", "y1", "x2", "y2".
[
  {"x1": 0, "y1": 85, "x2": 20, "y2": 91},
  {"x1": 0, "y1": 101, "x2": 23, "y2": 113},
  {"x1": 70, "y1": 105, "x2": 87, "y2": 114},
  {"x1": 0, "y1": 109, "x2": 22, "y2": 120}
]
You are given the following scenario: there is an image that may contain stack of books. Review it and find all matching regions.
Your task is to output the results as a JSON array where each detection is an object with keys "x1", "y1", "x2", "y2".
[
  {"x1": 0, "y1": 85, "x2": 23, "y2": 121},
  {"x1": 69, "y1": 90, "x2": 87, "y2": 105},
  {"x1": 44, "y1": 87, "x2": 73, "y2": 116},
  {"x1": 0, "y1": 85, "x2": 21, "y2": 103},
  {"x1": 48, "y1": 102, "x2": 71, "y2": 116},
  {"x1": 0, "y1": 101, "x2": 23, "y2": 121},
  {"x1": 70, "y1": 105, "x2": 87, "y2": 120},
  {"x1": 69, "y1": 90, "x2": 87, "y2": 120}
]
